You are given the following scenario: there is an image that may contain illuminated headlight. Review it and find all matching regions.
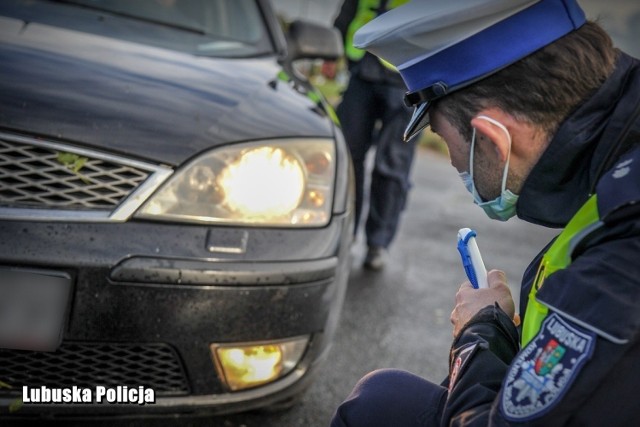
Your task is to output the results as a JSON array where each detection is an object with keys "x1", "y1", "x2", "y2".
[
  {"x1": 136, "y1": 139, "x2": 335, "y2": 226},
  {"x1": 211, "y1": 336, "x2": 309, "y2": 391}
]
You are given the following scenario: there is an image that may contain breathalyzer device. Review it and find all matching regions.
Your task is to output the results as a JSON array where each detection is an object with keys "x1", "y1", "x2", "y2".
[{"x1": 457, "y1": 228, "x2": 488, "y2": 289}]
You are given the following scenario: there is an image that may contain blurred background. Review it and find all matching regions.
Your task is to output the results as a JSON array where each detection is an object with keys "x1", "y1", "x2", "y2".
[
  {"x1": 272, "y1": 0, "x2": 640, "y2": 153},
  {"x1": 271, "y1": 0, "x2": 639, "y2": 55}
]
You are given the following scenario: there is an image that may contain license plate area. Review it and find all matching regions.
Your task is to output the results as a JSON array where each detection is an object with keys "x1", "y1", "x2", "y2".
[{"x1": 0, "y1": 268, "x2": 72, "y2": 351}]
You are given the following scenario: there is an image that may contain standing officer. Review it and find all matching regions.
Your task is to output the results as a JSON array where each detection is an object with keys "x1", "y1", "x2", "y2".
[
  {"x1": 328, "y1": 0, "x2": 416, "y2": 270},
  {"x1": 332, "y1": 0, "x2": 640, "y2": 425}
]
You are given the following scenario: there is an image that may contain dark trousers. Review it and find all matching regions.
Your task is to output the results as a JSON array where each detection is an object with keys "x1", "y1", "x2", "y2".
[
  {"x1": 337, "y1": 74, "x2": 416, "y2": 248},
  {"x1": 330, "y1": 369, "x2": 447, "y2": 427}
]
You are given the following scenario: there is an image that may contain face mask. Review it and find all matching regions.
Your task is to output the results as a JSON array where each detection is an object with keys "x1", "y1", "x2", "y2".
[{"x1": 460, "y1": 116, "x2": 519, "y2": 221}]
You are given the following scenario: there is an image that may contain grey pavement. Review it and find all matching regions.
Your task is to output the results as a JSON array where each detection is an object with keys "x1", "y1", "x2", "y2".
[{"x1": 11, "y1": 147, "x2": 557, "y2": 427}]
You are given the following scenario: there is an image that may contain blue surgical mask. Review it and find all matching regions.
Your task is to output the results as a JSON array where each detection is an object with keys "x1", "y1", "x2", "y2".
[{"x1": 459, "y1": 116, "x2": 519, "y2": 221}]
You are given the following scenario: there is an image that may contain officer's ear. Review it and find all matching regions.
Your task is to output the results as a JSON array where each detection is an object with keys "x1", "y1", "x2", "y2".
[{"x1": 470, "y1": 113, "x2": 512, "y2": 162}]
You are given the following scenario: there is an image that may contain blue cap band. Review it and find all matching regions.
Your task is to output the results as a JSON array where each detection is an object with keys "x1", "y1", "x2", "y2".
[{"x1": 400, "y1": 0, "x2": 586, "y2": 93}]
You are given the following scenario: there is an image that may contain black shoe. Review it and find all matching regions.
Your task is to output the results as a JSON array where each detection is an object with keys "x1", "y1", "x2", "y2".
[{"x1": 364, "y1": 246, "x2": 386, "y2": 271}]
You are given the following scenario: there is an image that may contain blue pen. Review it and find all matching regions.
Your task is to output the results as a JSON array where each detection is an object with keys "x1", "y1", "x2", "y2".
[{"x1": 457, "y1": 228, "x2": 488, "y2": 289}]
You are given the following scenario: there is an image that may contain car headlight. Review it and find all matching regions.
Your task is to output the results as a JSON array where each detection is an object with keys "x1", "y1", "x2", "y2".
[{"x1": 136, "y1": 139, "x2": 335, "y2": 226}]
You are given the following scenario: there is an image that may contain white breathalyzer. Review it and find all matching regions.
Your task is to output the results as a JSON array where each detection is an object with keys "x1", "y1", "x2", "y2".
[{"x1": 457, "y1": 228, "x2": 488, "y2": 289}]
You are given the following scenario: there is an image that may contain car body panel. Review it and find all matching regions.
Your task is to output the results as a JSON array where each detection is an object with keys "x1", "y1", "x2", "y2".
[{"x1": 0, "y1": 4, "x2": 334, "y2": 166}]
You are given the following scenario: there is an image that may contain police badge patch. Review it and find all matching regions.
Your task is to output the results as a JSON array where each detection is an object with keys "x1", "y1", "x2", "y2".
[{"x1": 501, "y1": 313, "x2": 595, "y2": 421}]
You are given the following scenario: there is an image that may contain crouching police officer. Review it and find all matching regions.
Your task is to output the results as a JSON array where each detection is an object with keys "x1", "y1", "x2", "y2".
[{"x1": 331, "y1": 0, "x2": 640, "y2": 425}]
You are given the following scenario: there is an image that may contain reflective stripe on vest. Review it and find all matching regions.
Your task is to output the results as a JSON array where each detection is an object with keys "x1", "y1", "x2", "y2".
[
  {"x1": 345, "y1": 0, "x2": 408, "y2": 69},
  {"x1": 521, "y1": 195, "x2": 601, "y2": 347}
]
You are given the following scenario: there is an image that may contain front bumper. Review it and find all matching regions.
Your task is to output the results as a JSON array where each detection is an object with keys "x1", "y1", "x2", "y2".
[{"x1": 0, "y1": 211, "x2": 353, "y2": 416}]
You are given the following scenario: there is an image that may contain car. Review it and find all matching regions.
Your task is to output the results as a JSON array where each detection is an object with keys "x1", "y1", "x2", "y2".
[{"x1": 0, "y1": 0, "x2": 354, "y2": 418}]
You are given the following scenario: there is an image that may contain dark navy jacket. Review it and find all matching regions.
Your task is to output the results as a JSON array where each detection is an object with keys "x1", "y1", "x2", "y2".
[{"x1": 444, "y1": 52, "x2": 640, "y2": 426}]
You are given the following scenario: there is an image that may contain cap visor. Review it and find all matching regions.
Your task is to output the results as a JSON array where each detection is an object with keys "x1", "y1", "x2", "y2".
[{"x1": 404, "y1": 102, "x2": 431, "y2": 142}]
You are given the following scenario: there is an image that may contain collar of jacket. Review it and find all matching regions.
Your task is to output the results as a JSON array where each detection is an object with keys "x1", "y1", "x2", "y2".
[{"x1": 516, "y1": 52, "x2": 640, "y2": 228}]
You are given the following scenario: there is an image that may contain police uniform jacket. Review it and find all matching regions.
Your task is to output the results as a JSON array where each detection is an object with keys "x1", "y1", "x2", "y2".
[{"x1": 444, "y1": 51, "x2": 640, "y2": 426}]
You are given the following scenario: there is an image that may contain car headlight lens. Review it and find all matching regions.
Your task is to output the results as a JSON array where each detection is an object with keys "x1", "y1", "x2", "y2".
[
  {"x1": 218, "y1": 147, "x2": 304, "y2": 218},
  {"x1": 136, "y1": 139, "x2": 335, "y2": 226},
  {"x1": 211, "y1": 336, "x2": 309, "y2": 391}
]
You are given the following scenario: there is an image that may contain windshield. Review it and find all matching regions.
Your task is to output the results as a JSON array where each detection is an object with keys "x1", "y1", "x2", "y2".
[{"x1": 50, "y1": 0, "x2": 273, "y2": 57}]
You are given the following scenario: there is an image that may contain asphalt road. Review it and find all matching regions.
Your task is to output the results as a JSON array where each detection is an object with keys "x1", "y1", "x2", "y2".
[{"x1": 9, "y1": 147, "x2": 557, "y2": 427}]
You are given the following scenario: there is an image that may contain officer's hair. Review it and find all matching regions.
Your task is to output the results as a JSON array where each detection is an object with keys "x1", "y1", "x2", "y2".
[{"x1": 433, "y1": 21, "x2": 618, "y2": 141}]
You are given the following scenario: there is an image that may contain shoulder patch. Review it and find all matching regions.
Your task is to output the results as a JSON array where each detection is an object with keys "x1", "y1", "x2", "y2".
[{"x1": 501, "y1": 313, "x2": 595, "y2": 421}]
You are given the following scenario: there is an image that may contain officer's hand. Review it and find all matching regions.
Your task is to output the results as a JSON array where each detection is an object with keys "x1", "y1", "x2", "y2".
[{"x1": 450, "y1": 269, "x2": 516, "y2": 337}]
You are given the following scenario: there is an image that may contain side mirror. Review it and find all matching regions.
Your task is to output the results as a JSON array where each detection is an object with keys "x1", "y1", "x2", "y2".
[{"x1": 286, "y1": 20, "x2": 343, "y2": 61}]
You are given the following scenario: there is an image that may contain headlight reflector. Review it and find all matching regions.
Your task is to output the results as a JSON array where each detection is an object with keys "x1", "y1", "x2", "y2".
[{"x1": 136, "y1": 139, "x2": 335, "y2": 226}]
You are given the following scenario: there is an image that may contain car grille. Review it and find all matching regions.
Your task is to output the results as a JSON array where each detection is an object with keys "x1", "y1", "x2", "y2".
[
  {"x1": 0, "y1": 342, "x2": 190, "y2": 396},
  {"x1": 0, "y1": 132, "x2": 171, "y2": 221}
]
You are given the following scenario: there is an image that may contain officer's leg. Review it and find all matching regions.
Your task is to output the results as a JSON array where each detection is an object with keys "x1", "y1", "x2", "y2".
[
  {"x1": 365, "y1": 86, "x2": 416, "y2": 249},
  {"x1": 336, "y1": 75, "x2": 378, "y2": 236},
  {"x1": 331, "y1": 369, "x2": 447, "y2": 427}
]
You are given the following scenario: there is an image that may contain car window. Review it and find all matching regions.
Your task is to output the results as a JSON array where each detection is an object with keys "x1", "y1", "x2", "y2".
[{"x1": 45, "y1": 0, "x2": 273, "y2": 57}]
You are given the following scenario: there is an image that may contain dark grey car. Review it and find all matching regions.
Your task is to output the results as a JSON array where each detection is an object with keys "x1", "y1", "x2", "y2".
[{"x1": 0, "y1": 0, "x2": 353, "y2": 418}]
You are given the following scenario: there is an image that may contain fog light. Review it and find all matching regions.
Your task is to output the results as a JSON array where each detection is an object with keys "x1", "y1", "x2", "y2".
[{"x1": 211, "y1": 336, "x2": 309, "y2": 391}]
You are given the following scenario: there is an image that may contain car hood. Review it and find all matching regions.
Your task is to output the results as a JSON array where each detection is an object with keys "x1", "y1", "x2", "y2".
[{"x1": 0, "y1": 17, "x2": 334, "y2": 165}]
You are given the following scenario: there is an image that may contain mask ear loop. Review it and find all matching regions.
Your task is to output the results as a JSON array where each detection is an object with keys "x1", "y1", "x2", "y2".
[
  {"x1": 469, "y1": 126, "x2": 482, "y2": 201},
  {"x1": 499, "y1": 138, "x2": 511, "y2": 194},
  {"x1": 475, "y1": 115, "x2": 512, "y2": 194}
]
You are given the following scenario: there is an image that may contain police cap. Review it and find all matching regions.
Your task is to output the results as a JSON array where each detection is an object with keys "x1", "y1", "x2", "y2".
[{"x1": 354, "y1": 0, "x2": 587, "y2": 141}]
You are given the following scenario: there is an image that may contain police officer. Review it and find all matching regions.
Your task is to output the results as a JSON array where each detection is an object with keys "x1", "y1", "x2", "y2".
[
  {"x1": 328, "y1": 0, "x2": 416, "y2": 270},
  {"x1": 331, "y1": 0, "x2": 640, "y2": 425}
]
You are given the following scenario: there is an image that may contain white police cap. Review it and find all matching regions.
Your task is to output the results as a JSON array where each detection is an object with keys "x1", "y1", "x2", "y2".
[{"x1": 354, "y1": 0, "x2": 587, "y2": 141}]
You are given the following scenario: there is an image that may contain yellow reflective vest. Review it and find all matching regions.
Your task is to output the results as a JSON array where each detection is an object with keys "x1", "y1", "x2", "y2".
[
  {"x1": 344, "y1": 0, "x2": 409, "y2": 69},
  {"x1": 521, "y1": 195, "x2": 601, "y2": 346}
]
